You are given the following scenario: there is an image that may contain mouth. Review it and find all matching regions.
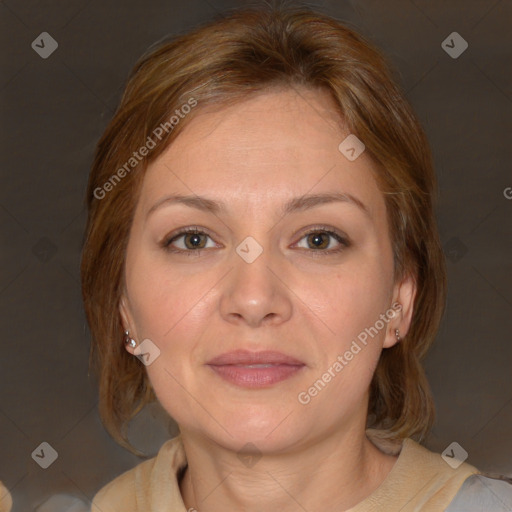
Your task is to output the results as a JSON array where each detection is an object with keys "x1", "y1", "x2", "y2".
[{"x1": 206, "y1": 350, "x2": 305, "y2": 388}]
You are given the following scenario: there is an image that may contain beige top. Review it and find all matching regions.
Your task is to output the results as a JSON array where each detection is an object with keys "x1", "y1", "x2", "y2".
[
  {"x1": 90, "y1": 429, "x2": 480, "y2": 512},
  {"x1": 0, "y1": 481, "x2": 12, "y2": 512}
]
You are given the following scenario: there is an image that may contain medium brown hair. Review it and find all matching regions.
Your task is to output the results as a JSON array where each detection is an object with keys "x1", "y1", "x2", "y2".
[{"x1": 81, "y1": 5, "x2": 446, "y2": 454}]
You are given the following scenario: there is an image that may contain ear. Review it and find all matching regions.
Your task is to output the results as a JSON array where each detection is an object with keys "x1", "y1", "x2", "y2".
[
  {"x1": 119, "y1": 294, "x2": 137, "y2": 355},
  {"x1": 383, "y1": 271, "x2": 417, "y2": 349}
]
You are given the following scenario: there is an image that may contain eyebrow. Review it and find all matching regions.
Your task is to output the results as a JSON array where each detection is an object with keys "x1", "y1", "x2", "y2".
[{"x1": 146, "y1": 191, "x2": 370, "y2": 220}]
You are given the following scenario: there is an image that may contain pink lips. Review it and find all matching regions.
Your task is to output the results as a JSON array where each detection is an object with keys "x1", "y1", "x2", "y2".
[{"x1": 206, "y1": 350, "x2": 305, "y2": 388}]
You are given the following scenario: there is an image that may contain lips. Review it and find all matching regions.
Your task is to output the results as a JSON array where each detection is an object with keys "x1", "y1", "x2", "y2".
[
  {"x1": 206, "y1": 349, "x2": 304, "y2": 366},
  {"x1": 206, "y1": 350, "x2": 305, "y2": 388}
]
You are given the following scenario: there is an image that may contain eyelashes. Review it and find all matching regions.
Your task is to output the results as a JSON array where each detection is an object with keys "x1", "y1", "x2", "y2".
[
  {"x1": 163, "y1": 227, "x2": 216, "y2": 254},
  {"x1": 161, "y1": 225, "x2": 351, "y2": 257},
  {"x1": 295, "y1": 229, "x2": 349, "y2": 252}
]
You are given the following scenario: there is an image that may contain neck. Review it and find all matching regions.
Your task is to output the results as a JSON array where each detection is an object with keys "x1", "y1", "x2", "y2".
[{"x1": 178, "y1": 427, "x2": 398, "y2": 512}]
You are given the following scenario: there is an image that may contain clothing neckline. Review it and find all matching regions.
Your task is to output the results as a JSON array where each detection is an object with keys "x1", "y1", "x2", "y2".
[{"x1": 150, "y1": 429, "x2": 477, "y2": 512}]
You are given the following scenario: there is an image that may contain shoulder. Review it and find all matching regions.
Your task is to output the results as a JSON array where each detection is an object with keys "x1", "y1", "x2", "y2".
[
  {"x1": 368, "y1": 430, "x2": 480, "y2": 484},
  {"x1": 91, "y1": 436, "x2": 185, "y2": 512},
  {"x1": 396, "y1": 438, "x2": 480, "y2": 497},
  {"x1": 90, "y1": 456, "x2": 157, "y2": 512},
  {"x1": 365, "y1": 431, "x2": 484, "y2": 511},
  {"x1": 446, "y1": 473, "x2": 512, "y2": 511},
  {"x1": 0, "y1": 481, "x2": 13, "y2": 512},
  {"x1": 398, "y1": 439, "x2": 512, "y2": 511}
]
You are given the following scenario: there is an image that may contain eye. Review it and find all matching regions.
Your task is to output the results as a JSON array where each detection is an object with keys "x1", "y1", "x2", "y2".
[
  {"x1": 294, "y1": 227, "x2": 350, "y2": 255},
  {"x1": 161, "y1": 225, "x2": 350, "y2": 257},
  {"x1": 162, "y1": 227, "x2": 217, "y2": 254}
]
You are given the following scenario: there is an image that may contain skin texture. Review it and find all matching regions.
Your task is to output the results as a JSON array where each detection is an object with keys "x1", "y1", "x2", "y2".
[{"x1": 119, "y1": 87, "x2": 416, "y2": 511}]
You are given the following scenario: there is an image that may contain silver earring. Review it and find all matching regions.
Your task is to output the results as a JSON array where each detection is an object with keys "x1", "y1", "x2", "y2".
[
  {"x1": 395, "y1": 329, "x2": 401, "y2": 342},
  {"x1": 124, "y1": 330, "x2": 137, "y2": 348}
]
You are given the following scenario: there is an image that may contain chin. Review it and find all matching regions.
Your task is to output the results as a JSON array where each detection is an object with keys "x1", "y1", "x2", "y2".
[{"x1": 202, "y1": 408, "x2": 307, "y2": 453}]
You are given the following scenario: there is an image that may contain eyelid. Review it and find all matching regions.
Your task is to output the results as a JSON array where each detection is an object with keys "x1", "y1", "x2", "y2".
[
  {"x1": 162, "y1": 226, "x2": 219, "y2": 248},
  {"x1": 292, "y1": 225, "x2": 351, "y2": 251},
  {"x1": 161, "y1": 224, "x2": 351, "y2": 255}
]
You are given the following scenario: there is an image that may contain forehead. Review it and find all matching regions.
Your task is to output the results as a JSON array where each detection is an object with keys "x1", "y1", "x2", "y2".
[{"x1": 137, "y1": 87, "x2": 386, "y2": 219}]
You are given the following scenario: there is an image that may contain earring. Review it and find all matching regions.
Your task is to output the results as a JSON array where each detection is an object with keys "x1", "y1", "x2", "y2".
[
  {"x1": 124, "y1": 330, "x2": 137, "y2": 348},
  {"x1": 395, "y1": 329, "x2": 401, "y2": 342}
]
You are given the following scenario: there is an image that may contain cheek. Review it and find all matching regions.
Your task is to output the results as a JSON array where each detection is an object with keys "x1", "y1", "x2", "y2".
[
  {"x1": 126, "y1": 248, "x2": 212, "y2": 340},
  {"x1": 297, "y1": 267, "x2": 390, "y2": 414},
  {"x1": 126, "y1": 257, "x2": 213, "y2": 424},
  {"x1": 308, "y1": 259, "x2": 393, "y2": 343},
  {"x1": 124, "y1": 253, "x2": 217, "y2": 409}
]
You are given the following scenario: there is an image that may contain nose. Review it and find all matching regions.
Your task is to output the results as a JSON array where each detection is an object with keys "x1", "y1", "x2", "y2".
[{"x1": 219, "y1": 242, "x2": 293, "y2": 328}]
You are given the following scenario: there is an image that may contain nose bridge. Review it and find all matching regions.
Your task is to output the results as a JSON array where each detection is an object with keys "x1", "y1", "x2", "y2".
[
  {"x1": 219, "y1": 233, "x2": 292, "y2": 326},
  {"x1": 231, "y1": 233, "x2": 276, "y2": 299}
]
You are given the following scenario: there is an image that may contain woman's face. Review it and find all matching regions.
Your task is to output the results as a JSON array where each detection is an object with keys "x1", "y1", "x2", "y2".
[{"x1": 120, "y1": 87, "x2": 415, "y2": 452}]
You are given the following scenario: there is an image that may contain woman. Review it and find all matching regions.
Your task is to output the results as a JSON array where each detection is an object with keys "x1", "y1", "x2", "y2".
[{"x1": 80, "y1": 6, "x2": 512, "y2": 512}]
